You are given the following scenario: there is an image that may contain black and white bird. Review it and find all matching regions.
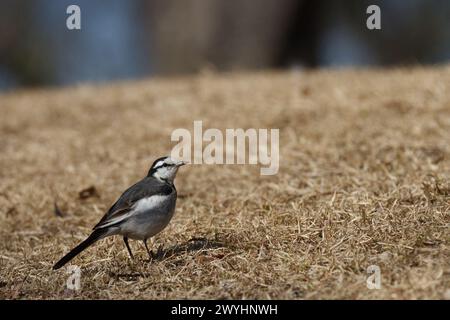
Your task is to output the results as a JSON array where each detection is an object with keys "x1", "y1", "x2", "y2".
[{"x1": 53, "y1": 156, "x2": 186, "y2": 270}]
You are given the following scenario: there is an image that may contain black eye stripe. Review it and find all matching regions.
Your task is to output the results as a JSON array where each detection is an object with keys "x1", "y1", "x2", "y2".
[{"x1": 155, "y1": 163, "x2": 173, "y2": 169}]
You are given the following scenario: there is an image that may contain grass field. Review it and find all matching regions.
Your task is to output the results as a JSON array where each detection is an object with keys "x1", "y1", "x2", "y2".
[{"x1": 0, "y1": 66, "x2": 449, "y2": 299}]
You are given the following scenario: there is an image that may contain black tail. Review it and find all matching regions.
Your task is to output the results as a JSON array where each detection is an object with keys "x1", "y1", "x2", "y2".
[{"x1": 53, "y1": 229, "x2": 107, "y2": 270}]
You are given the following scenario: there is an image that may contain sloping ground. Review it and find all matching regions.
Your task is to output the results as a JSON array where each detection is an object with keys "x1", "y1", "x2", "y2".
[{"x1": 0, "y1": 66, "x2": 449, "y2": 299}]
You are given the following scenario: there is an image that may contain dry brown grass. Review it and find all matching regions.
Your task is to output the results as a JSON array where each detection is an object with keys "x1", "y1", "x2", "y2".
[{"x1": 0, "y1": 66, "x2": 449, "y2": 299}]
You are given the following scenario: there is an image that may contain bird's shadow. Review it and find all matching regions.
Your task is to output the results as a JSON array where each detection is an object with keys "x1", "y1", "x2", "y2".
[
  {"x1": 110, "y1": 237, "x2": 226, "y2": 279},
  {"x1": 149, "y1": 237, "x2": 225, "y2": 261}
]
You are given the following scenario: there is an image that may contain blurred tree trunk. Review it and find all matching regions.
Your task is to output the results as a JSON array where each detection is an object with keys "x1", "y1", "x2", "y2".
[{"x1": 144, "y1": 0, "x2": 303, "y2": 74}]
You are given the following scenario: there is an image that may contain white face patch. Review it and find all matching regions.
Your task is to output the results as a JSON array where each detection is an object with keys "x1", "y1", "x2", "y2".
[
  {"x1": 154, "y1": 165, "x2": 179, "y2": 182},
  {"x1": 151, "y1": 157, "x2": 184, "y2": 182}
]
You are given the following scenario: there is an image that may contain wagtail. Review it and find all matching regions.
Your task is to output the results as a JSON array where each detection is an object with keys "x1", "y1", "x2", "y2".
[{"x1": 53, "y1": 156, "x2": 186, "y2": 270}]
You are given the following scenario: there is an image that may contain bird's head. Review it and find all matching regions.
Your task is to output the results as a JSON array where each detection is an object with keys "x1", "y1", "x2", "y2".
[{"x1": 147, "y1": 156, "x2": 187, "y2": 183}]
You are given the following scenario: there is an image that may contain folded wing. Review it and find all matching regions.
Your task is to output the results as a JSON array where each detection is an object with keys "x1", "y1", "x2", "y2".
[{"x1": 93, "y1": 177, "x2": 174, "y2": 230}]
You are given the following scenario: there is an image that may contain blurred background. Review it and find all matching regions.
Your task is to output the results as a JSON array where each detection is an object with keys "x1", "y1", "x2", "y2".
[{"x1": 0, "y1": 0, "x2": 449, "y2": 91}]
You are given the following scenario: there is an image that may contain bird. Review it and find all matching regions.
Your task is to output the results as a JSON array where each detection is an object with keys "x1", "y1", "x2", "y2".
[{"x1": 53, "y1": 156, "x2": 186, "y2": 270}]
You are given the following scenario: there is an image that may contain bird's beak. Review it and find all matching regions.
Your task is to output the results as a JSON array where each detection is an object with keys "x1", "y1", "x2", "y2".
[{"x1": 177, "y1": 160, "x2": 188, "y2": 167}]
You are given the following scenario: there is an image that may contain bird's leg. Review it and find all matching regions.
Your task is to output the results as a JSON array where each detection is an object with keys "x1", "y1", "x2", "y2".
[
  {"x1": 143, "y1": 239, "x2": 154, "y2": 260},
  {"x1": 123, "y1": 236, "x2": 134, "y2": 260}
]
